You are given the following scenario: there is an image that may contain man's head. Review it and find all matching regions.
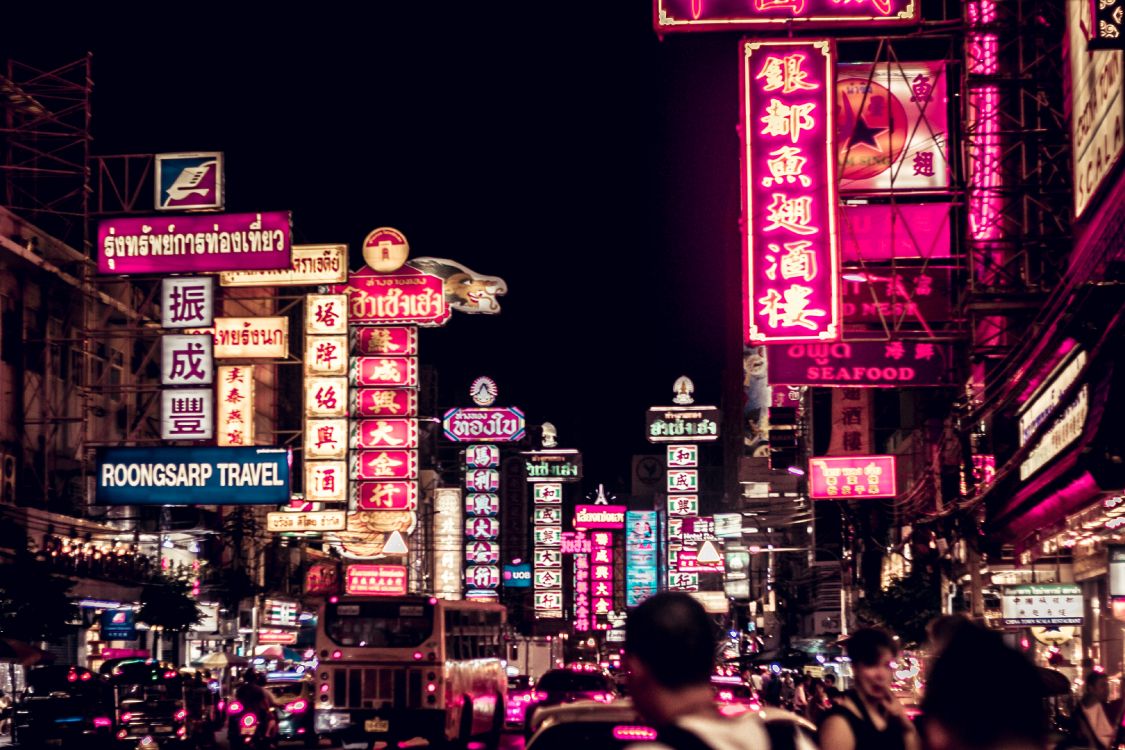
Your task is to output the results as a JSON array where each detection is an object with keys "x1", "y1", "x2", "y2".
[
  {"x1": 1085, "y1": 671, "x2": 1110, "y2": 704},
  {"x1": 624, "y1": 593, "x2": 717, "y2": 722},
  {"x1": 922, "y1": 623, "x2": 1047, "y2": 750}
]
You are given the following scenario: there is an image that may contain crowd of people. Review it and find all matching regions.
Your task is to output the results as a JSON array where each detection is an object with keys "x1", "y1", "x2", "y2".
[{"x1": 622, "y1": 592, "x2": 1081, "y2": 750}]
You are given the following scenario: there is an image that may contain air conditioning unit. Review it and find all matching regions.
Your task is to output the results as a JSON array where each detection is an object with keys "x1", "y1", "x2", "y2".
[{"x1": 0, "y1": 452, "x2": 16, "y2": 505}]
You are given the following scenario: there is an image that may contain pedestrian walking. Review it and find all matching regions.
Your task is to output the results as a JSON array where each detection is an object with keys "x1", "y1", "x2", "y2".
[
  {"x1": 806, "y1": 679, "x2": 831, "y2": 725},
  {"x1": 921, "y1": 622, "x2": 1047, "y2": 750},
  {"x1": 817, "y1": 628, "x2": 920, "y2": 750},
  {"x1": 623, "y1": 592, "x2": 815, "y2": 750},
  {"x1": 1063, "y1": 671, "x2": 1121, "y2": 750}
]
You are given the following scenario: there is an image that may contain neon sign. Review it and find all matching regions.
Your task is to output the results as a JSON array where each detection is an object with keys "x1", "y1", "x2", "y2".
[
  {"x1": 742, "y1": 40, "x2": 840, "y2": 344},
  {"x1": 654, "y1": 0, "x2": 916, "y2": 30},
  {"x1": 808, "y1": 455, "x2": 897, "y2": 498}
]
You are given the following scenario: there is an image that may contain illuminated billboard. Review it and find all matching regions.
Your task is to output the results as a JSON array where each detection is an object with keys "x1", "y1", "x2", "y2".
[
  {"x1": 95, "y1": 446, "x2": 289, "y2": 505},
  {"x1": 654, "y1": 0, "x2": 917, "y2": 31},
  {"x1": 808, "y1": 455, "x2": 897, "y2": 498},
  {"x1": 742, "y1": 39, "x2": 840, "y2": 344}
]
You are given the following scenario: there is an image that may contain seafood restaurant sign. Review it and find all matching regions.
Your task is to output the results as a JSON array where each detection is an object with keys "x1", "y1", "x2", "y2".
[
  {"x1": 443, "y1": 407, "x2": 526, "y2": 443},
  {"x1": 98, "y1": 212, "x2": 292, "y2": 274},
  {"x1": 768, "y1": 340, "x2": 955, "y2": 386}
]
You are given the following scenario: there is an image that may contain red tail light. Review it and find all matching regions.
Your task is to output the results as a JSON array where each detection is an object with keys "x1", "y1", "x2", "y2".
[
  {"x1": 116, "y1": 729, "x2": 128, "y2": 740},
  {"x1": 718, "y1": 690, "x2": 734, "y2": 701},
  {"x1": 121, "y1": 712, "x2": 133, "y2": 723},
  {"x1": 80, "y1": 672, "x2": 92, "y2": 681},
  {"x1": 285, "y1": 699, "x2": 308, "y2": 713},
  {"x1": 227, "y1": 701, "x2": 243, "y2": 715},
  {"x1": 174, "y1": 709, "x2": 187, "y2": 721},
  {"x1": 241, "y1": 713, "x2": 257, "y2": 728},
  {"x1": 592, "y1": 692, "x2": 614, "y2": 703},
  {"x1": 613, "y1": 726, "x2": 658, "y2": 741},
  {"x1": 93, "y1": 717, "x2": 112, "y2": 728},
  {"x1": 67, "y1": 672, "x2": 78, "y2": 683}
]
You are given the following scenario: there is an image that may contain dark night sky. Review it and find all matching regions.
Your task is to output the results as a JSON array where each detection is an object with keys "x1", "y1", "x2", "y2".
[{"x1": 10, "y1": 5, "x2": 744, "y2": 490}]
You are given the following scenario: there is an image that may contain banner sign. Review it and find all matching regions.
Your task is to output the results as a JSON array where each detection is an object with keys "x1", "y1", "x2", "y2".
[
  {"x1": 842, "y1": 267, "x2": 954, "y2": 326},
  {"x1": 350, "y1": 450, "x2": 419, "y2": 480},
  {"x1": 345, "y1": 564, "x2": 408, "y2": 596},
  {"x1": 523, "y1": 450, "x2": 583, "y2": 482},
  {"x1": 98, "y1": 211, "x2": 291, "y2": 275},
  {"x1": 742, "y1": 39, "x2": 840, "y2": 344},
  {"x1": 220, "y1": 244, "x2": 347, "y2": 287},
  {"x1": 351, "y1": 326, "x2": 419, "y2": 356},
  {"x1": 267, "y1": 511, "x2": 347, "y2": 533},
  {"x1": 443, "y1": 407, "x2": 526, "y2": 442},
  {"x1": 162, "y1": 277, "x2": 214, "y2": 329},
  {"x1": 839, "y1": 204, "x2": 953, "y2": 262},
  {"x1": 654, "y1": 0, "x2": 917, "y2": 30},
  {"x1": 574, "y1": 504, "x2": 627, "y2": 530},
  {"x1": 155, "y1": 152, "x2": 223, "y2": 211},
  {"x1": 330, "y1": 266, "x2": 450, "y2": 326},
  {"x1": 1001, "y1": 584, "x2": 1083, "y2": 625},
  {"x1": 351, "y1": 388, "x2": 418, "y2": 418},
  {"x1": 809, "y1": 455, "x2": 897, "y2": 498},
  {"x1": 837, "y1": 62, "x2": 949, "y2": 192},
  {"x1": 213, "y1": 317, "x2": 289, "y2": 359},
  {"x1": 767, "y1": 340, "x2": 955, "y2": 386},
  {"x1": 349, "y1": 419, "x2": 420, "y2": 450},
  {"x1": 646, "y1": 406, "x2": 721, "y2": 443},
  {"x1": 350, "y1": 356, "x2": 419, "y2": 388},
  {"x1": 626, "y1": 511, "x2": 658, "y2": 607},
  {"x1": 352, "y1": 480, "x2": 419, "y2": 511},
  {"x1": 95, "y1": 446, "x2": 289, "y2": 505}
]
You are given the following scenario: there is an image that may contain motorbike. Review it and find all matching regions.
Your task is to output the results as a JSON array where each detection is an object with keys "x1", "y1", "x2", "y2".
[{"x1": 226, "y1": 699, "x2": 277, "y2": 749}]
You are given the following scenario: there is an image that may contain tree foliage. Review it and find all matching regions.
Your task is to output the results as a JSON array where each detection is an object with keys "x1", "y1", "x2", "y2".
[
  {"x1": 855, "y1": 569, "x2": 941, "y2": 648},
  {"x1": 137, "y1": 576, "x2": 202, "y2": 633},
  {"x1": 0, "y1": 549, "x2": 77, "y2": 643}
]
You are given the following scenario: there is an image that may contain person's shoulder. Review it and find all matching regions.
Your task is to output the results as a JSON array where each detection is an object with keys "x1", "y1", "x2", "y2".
[{"x1": 677, "y1": 712, "x2": 771, "y2": 750}]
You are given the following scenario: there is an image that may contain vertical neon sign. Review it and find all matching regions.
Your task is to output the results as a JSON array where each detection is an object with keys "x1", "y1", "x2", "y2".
[
  {"x1": 966, "y1": 1, "x2": 1001, "y2": 240},
  {"x1": 741, "y1": 39, "x2": 840, "y2": 344}
]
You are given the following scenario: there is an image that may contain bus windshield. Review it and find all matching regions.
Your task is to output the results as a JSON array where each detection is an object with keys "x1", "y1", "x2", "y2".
[{"x1": 324, "y1": 600, "x2": 434, "y2": 648}]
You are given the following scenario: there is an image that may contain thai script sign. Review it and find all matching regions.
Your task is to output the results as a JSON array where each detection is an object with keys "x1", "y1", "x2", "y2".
[
  {"x1": 443, "y1": 407, "x2": 526, "y2": 442},
  {"x1": 98, "y1": 211, "x2": 291, "y2": 274},
  {"x1": 626, "y1": 511, "x2": 658, "y2": 607},
  {"x1": 646, "y1": 406, "x2": 721, "y2": 443},
  {"x1": 654, "y1": 0, "x2": 917, "y2": 30},
  {"x1": 267, "y1": 511, "x2": 347, "y2": 533},
  {"x1": 1001, "y1": 584, "x2": 1083, "y2": 626},
  {"x1": 350, "y1": 450, "x2": 418, "y2": 480},
  {"x1": 352, "y1": 480, "x2": 419, "y2": 511},
  {"x1": 95, "y1": 446, "x2": 289, "y2": 505},
  {"x1": 161, "y1": 388, "x2": 213, "y2": 440},
  {"x1": 1070, "y1": 0, "x2": 1125, "y2": 217},
  {"x1": 351, "y1": 326, "x2": 419, "y2": 356},
  {"x1": 767, "y1": 340, "x2": 955, "y2": 386},
  {"x1": 742, "y1": 39, "x2": 840, "y2": 344},
  {"x1": 330, "y1": 266, "x2": 450, "y2": 326},
  {"x1": 350, "y1": 356, "x2": 419, "y2": 388},
  {"x1": 217, "y1": 365, "x2": 255, "y2": 447},
  {"x1": 809, "y1": 455, "x2": 897, "y2": 498},
  {"x1": 842, "y1": 267, "x2": 953, "y2": 326},
  {"x1": 162, "y1": 277, "x2": 214, "y2": 329},
  {"x1": 345, "y1": 564, "x2": 408, "y2": 596},
  {"x1": 574, "y1": 505, "x2": 627, "y2": 530},
  {"x1": 212, "y1": 317, "x2": 289, "y2": 359},
  {"x1": 162, "y1": 335, "x2": 213, "y2": 386},
  {"x1": 351, "y1": 389, "x2": 418, "y2": 418},
  {"x1": 840, "y1": 204, "x2": 953, "y2": 262},
  {"x1": 837, "y1": 62, "x2": 949, "y2": 192},
  {"x1": 349, "y1": 419, "x2": 420, "y2": 450},
  {"x1": 524, "y1": 450, "x2": 583, "y2": 482},
  {"x1": 155, "y1": 152, "x2": 222, "y2": 211},
  {"x1": 220, "y1": 244, "x2": 347, "y2": 287}
]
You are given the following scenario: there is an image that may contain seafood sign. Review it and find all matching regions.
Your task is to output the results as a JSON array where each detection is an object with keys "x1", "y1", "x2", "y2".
[
  {"x1": 98, "y1": 211, "x2": 291, "y2": 274},
  {"x1": 767, "y1": 340, "x2": 955, "y2": 386},
  {"x1": 443, "y1": 407, "x2": 526, "y2": 443}
]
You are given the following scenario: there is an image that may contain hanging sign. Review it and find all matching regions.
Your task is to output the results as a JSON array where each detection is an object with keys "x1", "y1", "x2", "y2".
[
  {"x1": 330, "y1": 266, "x2": 450, "y2": 326},
  {"x1": 654, "y1": 0, "x2": 917, "y2": 31},
  {"x1": 809, "y1": 455, "x2": 897, "y2": 498},
  {"x1": 305, "y1": 377, "x2": 348, "y2": 418},
  {"x1": 350, "y1": 357, "x2": 420, "y2": 388},
  {"x1": 162, "y1": 335, "x2": 213, "y2": 386},
  {"x1": 267, "y1": 511, "x2": 347, "y2": 533},
  {"x1": 97, "y1": 211, "x2": 291, "y2": 275},
  {"x1": 434, "y1": 488, "x2": 463, "y2": 601},
  {"x1": 306, "y1": 294, "x2": 349, "y2": 336},
  {"x1": 646, "y1": 406, "x2": 721, "y2": 443},
  {"x1": 305, "y1": 418, "x2": 348, "y2": 460},
  {"x1": 154, "y1": 152, "x2": 223, "y2": 211},
  {"x1": 767, "y1": 340, "x2": 955, "y2": 386},
  {"x1": 306, "y1": 336, "x2": 348, "y2": 376},
  {"x1": 349, "y1": 419, "x2": 420, "y2": 450},
  {"x1": 1001, "y1": 584, "x2": 1083, "y2": 626},
  {"x1": 465, "y1": 493, "x2": 500, "y2": 517},
  {"x1": 466, "y1": 445, "x2": 501, "y2": 468},
  {"x1": 443, "y1": 407, "x2": 526, "y2": 442},
  {"x1": 345, "y1": 565, "x2": 408, "y2": 596},
  {"x1": 574, "y1": 505, "x2": 627, "y2": 530},
  {"x1": 162, "y1": 277, "x2": 215, "y2": 328},
  {"x1": 350, "y1": 450, "x2": 419, "y2": 480},
  {"x1": 305, "y1": 461, "x2": 347, "y2": 503},
  {"x1": 523, "y1": 450, "x2": 583, "y2": 482},
  {"x1": 220, "y1": 244, "x2": 347, "y2": 287},
  {"x1": 217, "y1": 365, "x2": 255, "y2": 447},
  {"x1": 352, "y1": 481, "x2": 419, "y2": 511},
  {"x1": 351, "y1": 326, "x2": 419, "y2": 356},
  {"x1": 161, "y1": 389, "x2": 214, "y2": 441},
  {"x1": 95, "y1": 446, "x2": 290, "y2": 505},
  {"x1": 351, "y1": 389, "x2": 418, "y2": 418},
  {"x1": 213, "y1": 317, "x2": 289, "y2": 359}
]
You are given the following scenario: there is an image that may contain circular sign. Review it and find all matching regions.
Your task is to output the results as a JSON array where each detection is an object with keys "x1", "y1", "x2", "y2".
[
  {"x1": 470, "y1": 376, "x2": 498, "y2": 406},
  {"x1": 362, "y1": 227, "x2": 410, "y2": 273},
  {"x1": 836, "y1": 77, "x2": 909, "y2": 181}
]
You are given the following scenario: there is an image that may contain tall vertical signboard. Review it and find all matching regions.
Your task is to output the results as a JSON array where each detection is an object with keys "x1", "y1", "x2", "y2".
[
  {"x1": 741, "y1": 39, "x2": 840, "y2": 344},
  {"x1": 532, "y1": 483, "x2": 564, "y2": 618}
]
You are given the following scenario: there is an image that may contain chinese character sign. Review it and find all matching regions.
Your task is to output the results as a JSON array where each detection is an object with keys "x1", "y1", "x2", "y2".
[
  {"x1": 742, "y1": 40, "x2": 840, "y2": 344},
  {"x1": 217, "y1": 365, "x2": 255, "y2": 447},
  {"x1": 306, "y1": 460, "x2": 347, "y2": 503},
  {"x1": 306, "y1": 336, "x2": 348, "y2": 376},
  {"x1": 433, "y1": 488, "x2": 464, "y2": 600},
  {"x1": 654, "y1": 0, "x2": 917, "y2": 31},
  {"x1": 306, "y1": 418, "x2": 348, "y2": 460},
  {"x1": 306, "y1": 294, "x2": 349, "y2": 335},
  {"x1": 533, "y1": 482, "x2": 565, "y2": 618},
  {"x1": 161, "y1": 278, "x2": 214, "y2": 329},
  {"x1": 162, "y1": 335, "x2": 213, "y2": 386},
  {"x1": 161, "y1": 388, "x2": 213, "y2": 440},
  {"x1": 808, "y1": 455, "x2": 897, "y2": 498}
]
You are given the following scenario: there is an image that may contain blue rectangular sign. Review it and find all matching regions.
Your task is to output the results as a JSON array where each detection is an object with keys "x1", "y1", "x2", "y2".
[
  {"x1": 96, "y1": 446, "x2": 290, "y2": 505},
  {"x1": 626, "y1": 511, "x2": 658, "y2": 607},
  {"x1": 100, "y1": 609, "x2": 136, "y2": 640},
  {"x1": 502, "y1": 563, "x2": 532, "y2": 588}
]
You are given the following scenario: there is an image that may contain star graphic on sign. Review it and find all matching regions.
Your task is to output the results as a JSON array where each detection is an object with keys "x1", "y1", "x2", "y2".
[{"x1": 841, "y1": 96, "x2": 887, "y2": 152}]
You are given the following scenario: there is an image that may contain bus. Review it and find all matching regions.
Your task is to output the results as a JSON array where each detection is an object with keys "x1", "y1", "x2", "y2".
[{"x1": 313, "y1": 595, "x2": 507, "y2": 748}]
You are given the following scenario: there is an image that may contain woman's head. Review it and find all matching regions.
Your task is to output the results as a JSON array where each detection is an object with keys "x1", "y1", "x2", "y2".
[{"x1": 845, "y1": 627, "x2": 897, "y2": 701}]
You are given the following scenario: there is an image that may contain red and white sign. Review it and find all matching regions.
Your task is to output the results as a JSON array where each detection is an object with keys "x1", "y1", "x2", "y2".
[
  {"x1": 742, "y1": 39, "x2": 840, "y2": 344},
  {"x1": 305, "y1": 418, "x2": 348, "y2": 460},
  {"x1": 350, "y1": 450, "x2": 419, "y2": 480},
  {"x1": 306, "y1": 294, "x2": 349, "y2": 336},
  {"x1": 305, "y1": 335, "x2": 348, "y2": 376},
  {"x1": 218, "y1": 365, "x2": 255, "y2": 447},
  {"x1": 466, "y1": 517, "x2": 500, "y2": 540},
  {"x1": 350, "y1": 419, "x2": 420, "y2": 450},
  {"x1": 351, "y1": 388, "x2": 418, "y2": 418},
  {"x1": 350, "y1": 357, "x2": 419, "y2": 388},
  {"x1": 443, "y1": 407, "x2": 526, "y2": 442},
  {"x1": 809, "y1": 455, "x2": 897, "y2": 498},
  {"x1": 305, "y1": 376, "x2": 348, "y2": 418},
  {"x1": 574, "y1": 505, "x2": 627, "y2": 530},
  {"x1": 352, "y1": 480, "x2": 419, "y2": 511},
  {"x1": 331, "y1": 266, "x2": 450, "y2": 327},
  {"x1": 352, "y1": 326, "x2": 419, "y2": 356},
  {"x1": 654, "y1": 0, "x2": 917, "y2": 31},
  {"x1": 257, "y1": 628, "x2": 299, "y2": 645},
  {"x1": 345, "y1": 564, "x2": 408, "y2": 596}
]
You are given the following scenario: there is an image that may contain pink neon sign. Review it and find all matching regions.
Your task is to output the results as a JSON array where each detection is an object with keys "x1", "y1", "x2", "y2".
[
  {"x1": 741, "y1": 40, "x2": 840, "y2": 344},
  {"x1": 655, "y1": 0, "x2": 917, "y2": 31},
  {"x1": 808, "y1": 455, "x2": 897, "y2": 499}
]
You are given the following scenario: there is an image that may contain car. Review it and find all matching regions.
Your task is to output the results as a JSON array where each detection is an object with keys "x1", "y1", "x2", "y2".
[
  {"x1": 262, "y1": 671, "x2": 317, "y2": 746},
  {"x1": 522, "y1": 664, "x2": 618, "y2": 736},
  {"x1": 11, "y1": 666, "x2": 116, "y2": 748},
  {"x1": 526, "y1": 698, "x2": 815, "y2": 750},
  {"x1": 711, "y1": 675, "x2": 761, "y2": 714}
]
